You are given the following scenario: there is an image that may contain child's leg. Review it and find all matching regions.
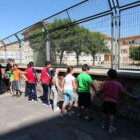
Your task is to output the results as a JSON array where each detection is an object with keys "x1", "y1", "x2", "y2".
[
  {"x1": 68, "y1": 90, "x2": 74, "y2": 112},
  {"x1": 109, "y1": 115, "x2": 115, "y2": 126},
  {"x1": 52, "y1": 88, "x2": 58, "y2": 110},
  {"x1": 61, "y1": 92, "x2": 68, "y2": 113}
]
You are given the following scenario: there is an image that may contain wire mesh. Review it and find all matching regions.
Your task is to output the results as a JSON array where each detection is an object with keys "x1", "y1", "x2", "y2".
[
  {"x1": 118, "y1": 0, "x2": 140, "y2": 7},
  {"x1": 119, "y1": 5, "x2": 140, "y2": 70}
]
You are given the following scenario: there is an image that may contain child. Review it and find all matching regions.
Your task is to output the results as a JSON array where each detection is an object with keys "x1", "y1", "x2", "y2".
[
  {"x1": 12, "y1": 64, "x2": 27, "y2": 97},
  {"x1": 51, "y1": 68, "x2": 62, "y2": 111},
  {"x1": 60, "y1": 66, "x2": 76, "y2": 118},
  {"x1": 26, "y1": 62, "x2": 39, "y2": 103},
  {"x1": 3, "y1": 64, "x2": 11, "y2": 92},
  {"x1": 100, "y1": 69, "x2": 136, "y2": 133},
  {"x1": 40, "y1": 61, "x2": 52, "y2": 107},
  {"x1": 7, "y1": 66, "x2": 14, "y2": 94},
  {"x1": 77, "y1": 64, "x2": 96, "y2": 121}
]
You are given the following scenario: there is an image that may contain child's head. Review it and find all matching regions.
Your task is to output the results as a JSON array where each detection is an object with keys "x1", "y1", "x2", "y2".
[
  {"x1": 51, "y1": 68, "x2": 59, "y2": 76},
  {"x1": 13, "y1": 64, "x2": 18, "y2": 70},
  {"x1": 82, "y1": 64, "x2": 90, "y2": 72},
  {"x1": 107, "y1": 69, "x2": 117, "y2": 79},
  {"x1": 10, "y1": 66, "x2": 13, "y2": 71},
  {"x1": 29, "y1": 62, "x2": 34, "y2": 67},
  {"x1": 27, "y1": 64, "x2": 30, "y2": 68},
  {"x1": 45, "y1": 61, "x2": 51, "y2": 68},
  {"x1": 67, "y1": 66, "x2": 74, "y2": 75}
]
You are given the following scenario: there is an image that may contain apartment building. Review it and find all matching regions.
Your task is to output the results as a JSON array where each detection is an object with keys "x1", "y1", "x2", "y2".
[{"x1": 120, "y1": 35, "x2": 140, "y2": 64}]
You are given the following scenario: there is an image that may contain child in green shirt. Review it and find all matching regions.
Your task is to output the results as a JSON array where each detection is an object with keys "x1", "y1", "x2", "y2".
[
  {"x1": 77, "y1": 64, "x2": 96, "y2": 121},
  {"x1": 8, "y1": 66, "x2": 14, "y2": 94}
]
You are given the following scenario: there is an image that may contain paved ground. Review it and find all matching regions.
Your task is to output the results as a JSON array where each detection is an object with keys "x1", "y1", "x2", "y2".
[{"x1": 0, "y1": 82, "x2": 140, "y2": 140}]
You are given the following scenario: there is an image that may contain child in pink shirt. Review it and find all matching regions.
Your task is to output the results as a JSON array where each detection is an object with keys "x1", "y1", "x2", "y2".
[{"x1": 101, "y1": 69, "x2": 136, "y2": 133}]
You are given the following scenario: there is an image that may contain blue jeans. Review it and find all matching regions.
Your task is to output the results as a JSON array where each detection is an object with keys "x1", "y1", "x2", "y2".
[
  {"x1": 63, "y1": 89, "x2": 74, "y2": 103},
  {"x1": 28, "y1": 83, "x2": 37, "y2": 101},
  {"x1": 42, "y1": 84, "x2": 50, "y2": 105}
]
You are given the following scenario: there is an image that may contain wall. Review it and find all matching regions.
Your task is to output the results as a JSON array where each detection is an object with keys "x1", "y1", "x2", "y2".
[{"x1": 11, "y1": 66, "x2": 140, "y2": 122}]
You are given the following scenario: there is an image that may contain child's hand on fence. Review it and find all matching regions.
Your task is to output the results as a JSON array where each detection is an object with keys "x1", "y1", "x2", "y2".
[{"x1": 136, "y1": 95, "x2": 140, "y2": 101}]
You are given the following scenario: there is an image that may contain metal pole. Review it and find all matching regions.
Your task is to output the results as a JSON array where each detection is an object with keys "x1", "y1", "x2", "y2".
[
  {"x1": 2, "y1": 41, "x2": 7, "y2": 64},
  {"x1": 111, "y1": 13, "x2": 114, "y2": 69},
  {"x1": 18, "y1": 43, "x2": 22, "y2": 65},
  {"x1": 118, "y1": 11, "x2": 121, "y2": 69},
  {"x1": 15, "y1": 34, "x2": 22, "y2": 65},
  {"x1": 115, "y1": 11, "x2": 118, "y2": 70},
  {"x1": 46, "y1": 31, "x2": 50, "y2": 61},
  {"x1": 42, "y1": 21, "x2": 50, "y2": 61}
]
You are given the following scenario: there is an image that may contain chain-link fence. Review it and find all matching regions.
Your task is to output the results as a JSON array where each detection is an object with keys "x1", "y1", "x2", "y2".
[{"x1": 0, "y1": 0, "x2": 140, "y2": 70}]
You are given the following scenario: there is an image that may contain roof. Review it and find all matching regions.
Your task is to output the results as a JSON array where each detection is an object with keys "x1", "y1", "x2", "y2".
[
  {"x1": 120, "y1": 35, "x2": 140, "y2": 40},
  {"x1": 22, "y1": 22, "x2": 50, "y2": 36}
]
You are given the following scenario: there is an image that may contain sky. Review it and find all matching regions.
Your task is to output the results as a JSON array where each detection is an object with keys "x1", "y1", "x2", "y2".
[{"x1": 0, "y1": 0, "x2": 84, "y2": 40}]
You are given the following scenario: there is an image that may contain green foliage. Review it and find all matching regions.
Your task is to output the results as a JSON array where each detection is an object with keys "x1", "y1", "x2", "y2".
[
  {"x1": 29, "y1": 18, "x2": 110, "y2": 66},
  {"x1": 29, "y1": 28, "x2": 46, "y2": 51},
  {"x1": 129, "y1": 45, "x2": 140, "y2": 60},
  {"x1": 88, "y1": 32, "x2": 110, "y2": 65}
]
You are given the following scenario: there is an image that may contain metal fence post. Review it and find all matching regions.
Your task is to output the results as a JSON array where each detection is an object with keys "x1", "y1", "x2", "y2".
[
  {"x1": 2, "y1": 41, "x2": 7, "y2": 64},
  {"x1": 115, "y1": 11, "x2": 118, "y2": 70},
  {"x1": 42, "y1": 21, "x2": 50, "y2": 61},
  {"x1": 111, "y1": 13, "x2": 114, "y2": 69},
  {"x1": 118, "y1": 11, "x2": 121, "y2": 69},
  {"x1": 19, "y1": 41, "x2": 22, "y2": 65},
  {"x1": 15, "y1": 34, "x2": 22, "y2": 65}
]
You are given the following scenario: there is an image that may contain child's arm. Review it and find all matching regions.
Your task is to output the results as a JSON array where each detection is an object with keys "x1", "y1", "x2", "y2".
[
  {"x1": 123, "y1": 91, "x2": 137, "y2": 99},
  {"x1": 21, "y1": 73, "x2": 28, "y2": 81},
  {"x1": 61, "y1": 79, "x2": 65, "y2": 91},
  {"x1": 72, "y1": 79, "x2": 77, "y2": 91},
  {"x1": 56, "y1": 78, "x2": 62, "y2": 92},
  {"x1": 90, "y1": 82, "x2": 96, "y2": 93}
]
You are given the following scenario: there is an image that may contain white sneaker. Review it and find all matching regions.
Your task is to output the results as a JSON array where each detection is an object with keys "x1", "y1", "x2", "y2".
[
  {"x1": 35, "y1": 101, "x2": 38, "y2": 103},
  {"x1": 68, "y1": 111, "x2": 75, "y2": 116},
  {"x1": 54, "y1": 107, "x2": 60, "y2": 112},
  {"x1": 108, "y1": 126, "x2": 116, "y2": 133},
  {"x1": 101, "y1": 122, "x2": 105, "y2": 129},
  {"x1": 48, "y1": 104, "x2": 52, "y2": 107},
  {"x1": 60, "y1": 113, "x2": 64, "y2": 118}
]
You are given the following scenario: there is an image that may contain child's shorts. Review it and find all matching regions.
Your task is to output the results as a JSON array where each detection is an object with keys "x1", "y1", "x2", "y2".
[
  {"x1": 103, "y1": 101, "x2": 117, "y2": 115},
  {"x1": 12, "y1": 80, "x2": 20, "y2": 90},
  {"x1": 78, "y1": 92, "x2": 91, "y2": 109},
  {"x1": 63, "y1": 89, "x2": 74, "y2": 103}
]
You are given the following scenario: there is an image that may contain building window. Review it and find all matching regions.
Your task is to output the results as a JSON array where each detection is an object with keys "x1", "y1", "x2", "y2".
[
  {"x1": 135, "y1": 39, "x2": 140, "y2": 44},
  {"x1": 123, "y1": 57, "x2": 127, "y2": 61},
  {"x1": 123, "y1": 41, "x2": 125, "y2": 45},
  {"x1": 122, "y1": 49, "x2": 127, "y2": 53},
  {"x1": 132, "y1": 40, "x2": 134, "y2": 44},
  {"x1": 83, "y1": 56, "x2": 87, "y2": 61},
  {"x1": 94, "y1": 56, "x2": 97, "y2": 61},
  {"x1": 99, "y1": 56, "x2": 101, "y2": 61},
  {"x1": 129, "y1": 41, "x2": 132, "y2": 44}
]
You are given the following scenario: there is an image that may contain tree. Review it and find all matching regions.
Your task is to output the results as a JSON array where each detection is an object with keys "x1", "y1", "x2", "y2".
[
  {"x1": 68, "y1": 25, "x2": 90, "y2": 66},
  {"x1": 129, "y1": 45, "x2": 140, "y2": 61},
  {"x1": 88, "y1": 32, "x2": 110, "y2": 65}
]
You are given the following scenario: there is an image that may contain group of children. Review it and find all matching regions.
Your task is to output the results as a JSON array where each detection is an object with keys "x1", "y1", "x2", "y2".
[{"x1": 0, "y1": 61, "x2": 140, "y2": 133}]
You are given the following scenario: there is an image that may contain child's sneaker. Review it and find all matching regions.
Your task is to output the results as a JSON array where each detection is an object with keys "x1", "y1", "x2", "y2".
[
  {"x1": 84, "y1": 117, "x2": 93, "y2": 121},
  {"x1": 101, "y1": 122, "x2": 105, "y2": 129},
  {"x1": 68, "y1": 111, "x2": 75, "y2": 116},
  {"x1": 108, "y1": 126, "x2": 116, "y2": 133},
  {"x1": 77, "y1": 113, "x2": 82, "y2": 118},
  {"x1": 60, "y1": 113, "x2": 64, "y2": 118},
  {"x1": 54, "y1": 107, "x2": 60, "y2": 112}
]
